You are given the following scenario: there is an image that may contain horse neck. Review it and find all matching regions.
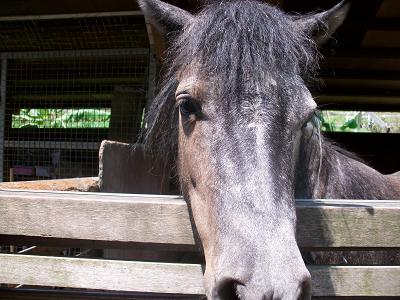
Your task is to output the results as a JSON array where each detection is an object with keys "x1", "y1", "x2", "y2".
[{"x1": 295, "y1": 133, "x2": 400, "y2": 200}]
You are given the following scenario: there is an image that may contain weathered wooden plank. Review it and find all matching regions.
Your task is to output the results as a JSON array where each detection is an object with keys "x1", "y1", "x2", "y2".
[
  {"x1": 0, "y1": 190, "x2": 195, "y2": 247},
  {"x1": 0, "y1": 254, "x2": 204, "y2": 295},
  {"x1": 316, "y1": 94, "x2": 400, "y2": 106},
  {"x1": 362, "y1": 30, "x2": 400, "y2": 48},
  {"x1": 326, "y1": 56, "x2": 400, "y2": 72},
  {"x1": 311, "y1": 265, "x2": 400, "y2": 297},
  {"x1": 323, "y1": 78, "x2": 400, "y2": 91},
  {"x1": 0, "y1": 235, "x2": 187, "y2": 250},
  {"x1": 98, "y1": 141, "x2": 169, "y2": 194},
  {"x1": 296, "y1": 199, "x2": 400, "y2": 248},
  {"x1": 0, "y1": 288, "x2": 200, "y2": 300},
  {"x1": 0, "y1": 177, "x2": 99, "y2": 192},
  {"x1": 0, "y1": 190, "x2": 399, "y2": 248},
  {"x1": 1, "y1": 254, "x2": 399, "y2": 297}
]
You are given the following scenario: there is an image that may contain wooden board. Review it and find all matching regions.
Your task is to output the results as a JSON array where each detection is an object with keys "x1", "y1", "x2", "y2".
[
  {"x1": 325, "y1": 56, "x2": 400, "y2": 72},
  {"x1": 311, "y1": 265, "x2": 400, "y2": 297},
  {"x1": 0, "y1": 190, "x2": 400, "y2": 249},
  {"x1": 1, "y1": 254, "x2": 399, "y2": 297},
  {"x1": 0, "y1": 254, "x2": 204, "y2": 295},
  {"x1": 98, "y1": 141, "x2": 169, "y2": 194},
  {"x1": 0, "y1": 288, "x2": 198, "y2": 300},
  {"x1": 0, "y1": 190, "x2": 195, "y2": 248},
  {"x1": 323, "y1": 78, "x2": 400, "y2": 91},
  {"x1": 296, "y1": 199, "x2": 400, "y2": 248},
  {"x1": 0, "y1": 177, "x2": 99, "y2": 192},
  {"x1": 316, "y1": 94, "x2": 400, "y2": 107},
  {"x1": 362, "y1": 30, "x2": 400, "y2": 48},
  {"x1": 376, "y1": 0, "x2": 400, "y2": 18}
]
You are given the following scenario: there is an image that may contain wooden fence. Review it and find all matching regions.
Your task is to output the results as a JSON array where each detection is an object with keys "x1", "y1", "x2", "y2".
[{"x1": 0, "y1": 189, "x2": 400, "y2": 298}]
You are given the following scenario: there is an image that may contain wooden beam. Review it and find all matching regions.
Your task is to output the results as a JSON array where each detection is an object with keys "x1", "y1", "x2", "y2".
[
  {"x1": 0, "y1": 254, "x2": 399, "y2": 297},
  {"x1": 0, "y1": 254, "x2": 205, "y2": 295},
  {"x1": 368, "y1": 18, "x2": 400, "y2": 31},
  {"x1": 376, "y1": 0, "x2": 400, "y2": 18},
  {"x1": 315, "y1": 94, "x2": 400, "y2": 108},
  {"x1": 0, "y1": 191, "x2": 196, "y2": 248},
  {"x1": 337, "y1": 18, "x2": 400, "y2": 32},
  {"x1": 325, "y1": 56, "x2": 400, "y2": 72},
  {"x1": 314, "y1": 94, "x2": 400, "y2": 107},
  {"x1": 322, "y1": 78, "x2": 400, "y2": 91},
  {"x1": 311, "y1": 265, "x2": 400, "y2": 297},
  {"x1": 296, "y1": 199, "x2": 400, "y2": 248},
  {"x1": 0, "y1": 288, "x2": 198, "y2": 300},
  {"x1": 362, "y1": 30, "x2": 400, "y2": 48},
  {"x1": 0, "y1": 190, "x2": 400, "y2": 249},
  {"x1": 0, "y1": 177, "x2": 99, "y2": 192},
  {"x1": 329, "y1": 47, "x2": 400, "y2": 59},
  {"x1": 322, "y1": 48, "x2": 400, "y2": 74}
]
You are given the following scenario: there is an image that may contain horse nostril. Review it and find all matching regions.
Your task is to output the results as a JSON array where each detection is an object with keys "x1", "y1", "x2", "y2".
[
  {"x1": 298, "y1": 277, "x2": 312, "y2": 300},
  {"x1": 262, "y1": 291, "x2": 274, "y2": 300},
  {"x1": 215, "y1": 278, "x2": 242, "y2": 300}
]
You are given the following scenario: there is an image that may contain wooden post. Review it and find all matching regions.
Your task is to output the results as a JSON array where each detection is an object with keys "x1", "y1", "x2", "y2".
[{"x1": 9, "y1": 168, "x2": 14, "y2": 182}]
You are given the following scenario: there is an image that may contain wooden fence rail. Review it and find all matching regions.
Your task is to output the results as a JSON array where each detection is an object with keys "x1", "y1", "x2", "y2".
[
  {"x1": 1, "y1": 189, "x2": 400, "y2": 297},
  {"x1": 1, "y1": 190, "x2": 399, "y2": 248}
]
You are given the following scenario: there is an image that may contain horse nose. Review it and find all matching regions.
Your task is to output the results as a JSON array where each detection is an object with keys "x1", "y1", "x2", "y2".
[
  {"x1": 297, "y1": 274, "x2": 311, "y2": 300},
  {"x1": 260, "y1": 276, "x2": 311, "y2": 300},
  {"x1": 294, "y1": 276, "x2": 312, "y2": 300},
  {"x1": 210, "y1": 274, "x2": 312, "y2": 300},
  {"x1": 212, "y1": 277, "x2": 243, "y2": 300}
]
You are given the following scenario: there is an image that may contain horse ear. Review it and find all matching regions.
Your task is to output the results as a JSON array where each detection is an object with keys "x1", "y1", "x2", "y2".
[
  {"x1": 299, "y1": 0, "x2": 351, "y2": 46},
  {"x1": 137, "y1": 0, "x2": 193, "y2": 34}
]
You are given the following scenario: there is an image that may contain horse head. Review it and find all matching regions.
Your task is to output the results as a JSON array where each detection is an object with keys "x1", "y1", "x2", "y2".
[{"x1": 139, "y1": 1, "x2": 350, "y2": 299}]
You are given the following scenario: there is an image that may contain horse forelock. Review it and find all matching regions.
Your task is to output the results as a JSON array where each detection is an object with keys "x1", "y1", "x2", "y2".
[{"x1": 143, "y1": 0, "x2": 320, "y2": 163}]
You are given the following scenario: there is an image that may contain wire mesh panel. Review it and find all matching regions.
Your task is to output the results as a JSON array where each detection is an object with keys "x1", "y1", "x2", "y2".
[
  {"x1": 4, "y1": 53, "x2": 149, "y2": 181},
  {"x1": 0, "y1": 15, "x2": 151, "y2": 182},
  {"x1": 0, "y1": 14, "x2": 154, "y2": 288}
]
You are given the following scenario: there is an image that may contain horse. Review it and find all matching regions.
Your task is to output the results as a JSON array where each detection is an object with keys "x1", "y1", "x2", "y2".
[{"x1": 138, "y1": 0, "x2": 400, "y2": 299}]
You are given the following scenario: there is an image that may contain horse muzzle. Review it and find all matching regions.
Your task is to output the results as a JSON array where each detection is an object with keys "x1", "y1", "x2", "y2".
[
  {"x1": 203, "y1": 239, "x2": 312, "y2": 300},
  {"x1": 209, "y1": 273, "x2": 311, "y2": 300}
]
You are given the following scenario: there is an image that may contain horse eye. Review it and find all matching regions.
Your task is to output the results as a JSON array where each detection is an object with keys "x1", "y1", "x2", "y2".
[{"x1": 179, "y1": 98, "x2": 199, "y2": 117}]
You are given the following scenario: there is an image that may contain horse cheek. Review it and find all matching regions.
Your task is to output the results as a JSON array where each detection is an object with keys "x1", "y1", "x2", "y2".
[{"x1": 178, "y1": 120, "x2": 220, "y2": 276}]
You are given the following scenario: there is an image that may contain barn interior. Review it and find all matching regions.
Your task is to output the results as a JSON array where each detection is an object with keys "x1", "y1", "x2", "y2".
[
  {"x1": 0, "y1": 0, "x2": 398, "y2": 184},
  {"x1": 0, "y1": 0, "x2": 398, "y2": 182}
]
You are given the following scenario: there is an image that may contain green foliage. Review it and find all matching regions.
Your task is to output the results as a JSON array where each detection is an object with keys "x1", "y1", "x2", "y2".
[
  {"x1": 12, "y1": 108, "x2": 111, "y2": 129},
  {"x1": 320, "y1": 111, "x2": 368, "y2": 133},
  {"x1": 320, "y1": 111, "x2": 400, "y2": 134}
]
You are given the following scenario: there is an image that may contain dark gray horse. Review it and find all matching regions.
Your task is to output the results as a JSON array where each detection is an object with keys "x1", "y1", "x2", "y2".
[{"x1": 138, "y1": 0, "x2": 400, "y2": 299}]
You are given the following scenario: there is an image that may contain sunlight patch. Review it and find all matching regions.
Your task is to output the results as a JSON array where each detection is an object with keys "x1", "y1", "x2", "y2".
[{"x1": 320, "y1": 110, "x2": 400, "y2": 134}]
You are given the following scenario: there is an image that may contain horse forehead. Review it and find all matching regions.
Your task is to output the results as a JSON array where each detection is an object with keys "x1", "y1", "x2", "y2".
[
  {"x1": 176, "y1": 68, "x2": 315, "y2": 108},
  {"x1": 177, "y1": 71, "x2": 279, "y2": 94}
]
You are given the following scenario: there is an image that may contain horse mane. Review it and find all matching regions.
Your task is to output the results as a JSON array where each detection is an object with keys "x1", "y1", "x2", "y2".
[{"x1": 142, "y1": 0, "x2": 322, "y2": 165}]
